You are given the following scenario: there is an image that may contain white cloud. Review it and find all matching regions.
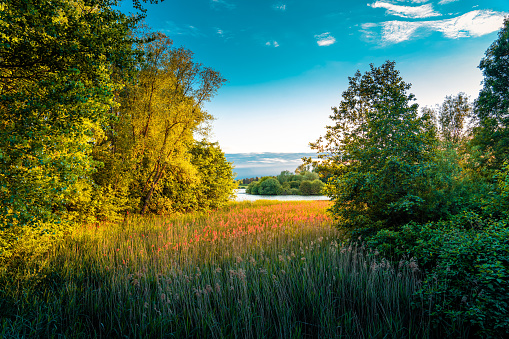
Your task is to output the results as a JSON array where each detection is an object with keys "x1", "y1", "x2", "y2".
[
  {"x1": 315, "y1": 32, "x2": 336, "y2": 46},
  {"x1": 210, "y1": 0, "x2": 236, "y2": 10},
  {"x1": 438, "y1": 0, "x2": 459, "y2": 4},
  {"x1": 163, "y1": 21, "x2": 204, "y2": 37},
  {"x1": 363, "y1": 10, "x2": 506, "y2": 44},
  {"x1": 431, "y1": 10, "x2": 507, "y2": 38},
  {"x1": 381, "y1": 21, "x2": 422, "y2": 43},
  {"x1": 273, "y1": 3, "x2": 286, "y2": 11},
  {"x1": 266, "y1": 40, "x2": 280, "y2": 47},
  {"x1": 368, "y1": 1, "x2": 441, "y2": 19}
]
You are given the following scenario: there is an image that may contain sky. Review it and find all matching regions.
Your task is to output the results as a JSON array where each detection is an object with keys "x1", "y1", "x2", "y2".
[{"x1": 119, "y1": 0, "x2": 507, "y2": 154}]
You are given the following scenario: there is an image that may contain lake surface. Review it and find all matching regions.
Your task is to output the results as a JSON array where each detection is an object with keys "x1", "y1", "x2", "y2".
[{"x1": 233, "y1": 189, "x2": 330, "y2": 201}]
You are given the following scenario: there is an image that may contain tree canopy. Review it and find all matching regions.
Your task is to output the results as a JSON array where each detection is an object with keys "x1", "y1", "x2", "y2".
[
  {"x1": 311, "y1": 61, "x2": 437, "y2": 237},
  {"x1": 0, "y1": 0, "x2": 235, "y2": 260}
]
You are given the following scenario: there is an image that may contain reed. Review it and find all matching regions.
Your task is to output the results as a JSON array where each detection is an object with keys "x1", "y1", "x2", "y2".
[{"x1": 0, "y1": 200, "x2": 429, "y2": 338}]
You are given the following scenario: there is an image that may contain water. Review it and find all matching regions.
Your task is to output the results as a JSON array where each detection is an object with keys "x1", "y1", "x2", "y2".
[{"x1": 233, "y1": 189, "x2": 330, "y2": 201}]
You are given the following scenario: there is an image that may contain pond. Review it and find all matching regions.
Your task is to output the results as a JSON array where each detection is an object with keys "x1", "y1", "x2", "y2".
[{"x1": 233, "y1": 189, "x2": 330, "y2": 201}]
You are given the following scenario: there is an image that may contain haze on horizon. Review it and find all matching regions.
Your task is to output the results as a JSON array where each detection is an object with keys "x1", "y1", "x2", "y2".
[{"x1": 119, "y1": 0, "x2": 507, "y2": 154}]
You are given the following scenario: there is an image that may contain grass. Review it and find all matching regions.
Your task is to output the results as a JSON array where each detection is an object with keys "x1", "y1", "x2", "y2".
[{"x1": 0, "y1": 200, "x2": 430, "y2": 338}]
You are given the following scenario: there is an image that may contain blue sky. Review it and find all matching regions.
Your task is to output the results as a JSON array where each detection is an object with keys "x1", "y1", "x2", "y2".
[{"x1": 119, "y1": 0, "x2": 507, "y2": 153}]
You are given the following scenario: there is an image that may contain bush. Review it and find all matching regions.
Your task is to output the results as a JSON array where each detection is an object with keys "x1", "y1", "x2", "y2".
[
  {"x1": 369, "y1": 214, "x2": 509, "y2": 337},
  {"x1": 299, "y1": 181, "x2": 313, "y2": 195},
  {"x1": 310, "y1": 179, "x2": 325, "y2": 195},
  {"x1": 258, "y1": 178, "x2": 282, "y2": 195},
  {"x1": 246, "y1": 181, "x2": 260, "y2": 194}
]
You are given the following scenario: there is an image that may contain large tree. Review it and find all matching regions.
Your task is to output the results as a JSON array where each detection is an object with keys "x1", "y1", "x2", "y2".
[
  {"x1": 92, "y1": 33, "x2": 227, "y2": 215},
  {"x1": 310, "y1": 61, "x2": 437, "y2": 238},
  {"x1": 0, "y1": 0, "x2": 144, "y2": 257},
  {"x1": 473, "y1": 17, "x2": 509, "y2": 171}
]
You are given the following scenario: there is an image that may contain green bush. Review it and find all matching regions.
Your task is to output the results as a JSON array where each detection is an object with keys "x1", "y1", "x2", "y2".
[
  {"x1": 246, "y1": 181, "x2": 260, "y2": 194},
  {"x1": 258, "y1": 178, "x2": 282, "y2": 195},
  {"x1": 369, "y1": 214, "x2": 509, "y2": 337}
]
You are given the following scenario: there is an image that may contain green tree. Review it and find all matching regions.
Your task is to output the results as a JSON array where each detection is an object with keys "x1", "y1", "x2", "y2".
[
  {"x1": 299, "y1": 181, "x2": 313, "y2": 195},
  {"x1": 435, "y1": 93, "x2": 472, "y2": 145},
  {"x1": 311, "y1": 61, "x2": 437, "y2": 238},
  {"x1": 188, "y1": 140, "x2": 237, "y2": 210},
  {"x1": 310, "y1": 179, "x2": 325, "y2": 195},
  {"x1": 246, "y1": 180, "x2": 260, "y2": 194},
  {"x1": 472, "y1": 17, "x2": 509, "y2": 171},
  {"x1": 276, "y1": 170, "x2": 293, "y2": 184},
  {"x1": 258, "y1": 177, "x2": 282, "y2": 195},
  {"x1": 0, "y1": 0, "x2": 143, "y2": 258},
  {"x1": 92, "y1": 32, "x2": 226, "y2": 215}
]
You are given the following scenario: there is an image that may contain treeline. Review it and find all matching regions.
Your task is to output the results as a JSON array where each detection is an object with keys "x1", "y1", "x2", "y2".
[
  {"x1": 0, "y1": 1, "x2": 236, "y2": 260},
  {"x1": 310, "y1": 18, "x2": 509, "y2": 337},
  {"x1": 246, "y1": 170, "x2": 325, "y2": 195}
]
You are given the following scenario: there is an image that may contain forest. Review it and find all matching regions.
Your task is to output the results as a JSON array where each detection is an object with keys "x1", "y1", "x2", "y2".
[
  {"x1": 0, "y1": 0, "x2": 237, "y2": 260},
  {"x1": 1, "y1": 0, "x2": 509, "y2": 337}
]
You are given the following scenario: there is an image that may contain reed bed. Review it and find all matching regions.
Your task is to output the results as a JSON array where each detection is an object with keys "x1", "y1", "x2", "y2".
[{"x1": 0, "y1": 200, "x2": 429, "y2": 338}]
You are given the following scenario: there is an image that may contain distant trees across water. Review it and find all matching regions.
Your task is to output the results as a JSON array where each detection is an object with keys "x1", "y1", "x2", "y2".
[{"x1": 245, "y1": 170, "x2": 325, "y2": 196}]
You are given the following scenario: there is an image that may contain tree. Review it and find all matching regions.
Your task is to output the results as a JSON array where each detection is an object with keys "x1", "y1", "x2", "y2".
[
  {"x1": 188, "y1": 140, "x2": 237, "y2": 210},
  {"x1": 473, "y1": 17, "x2": 509, "y2": 171},
  {"x1": 92, "y1": 32, "x2": 226, "y2": 215},
  {"x1": 258, "y1": 177, "x2": 282, "y2": 195},
  {"x1": 310, "y1": 61, "x2": 437, "y2": 238},
  {"x1": 276, "y1": 170, "x2": 293, "y2": 184},
  {"x1": 0, "y1": 0, "x2": 143, "y2": 258},
  {"x1": 435, "y1": 93, "x2": 472, "y2": 144}
]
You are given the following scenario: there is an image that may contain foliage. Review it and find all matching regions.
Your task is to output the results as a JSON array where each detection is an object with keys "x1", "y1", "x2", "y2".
[
  {"x1": 91, "y1": 32, "x2": 227, "y2": 217},
  {"x1": 311, "y1": 61, "x2": 437, "y2": 238},
  {"x1": 246, "y1": 170, "x2": 323, "y2": 196},
  {"x1": 257, "y1": 177, "x2": 282, "y2": 195},
  {"x1": 0, "y1": 0, "x2": 142, "y2": 259},
  {"x1": 187, "y1": 140, "x2": 238, "y2": 210},
  {"x1": 472, "y1": 17, "x2": 509, "y2": 171},
  {"x1": 368, "y1": 213, "x2": 509, "y2": 338},
  {"x1": 433, "y1": 93, "x2": 473, "y2": 145}
]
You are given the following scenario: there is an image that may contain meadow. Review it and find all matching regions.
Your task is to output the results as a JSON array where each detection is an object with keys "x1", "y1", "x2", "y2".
[{"x1": 0, "y1": 201, "x2": 430, "y2": 338}]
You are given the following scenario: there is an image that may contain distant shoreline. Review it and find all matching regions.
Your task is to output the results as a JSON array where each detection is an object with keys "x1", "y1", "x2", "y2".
[{"x1": 233, "y1": 189, "x2": 330, "y2": 201}]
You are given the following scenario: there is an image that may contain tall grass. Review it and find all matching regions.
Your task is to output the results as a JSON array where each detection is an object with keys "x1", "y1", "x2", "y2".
[{"x1": 1, "y1": 201, "x2": 429, "y2": 338}]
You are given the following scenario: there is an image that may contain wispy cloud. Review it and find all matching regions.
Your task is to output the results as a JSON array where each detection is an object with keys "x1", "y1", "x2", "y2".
[
  {"x1": 363, "y1": 10, "x2": 507, "y2": 44},
  {"x1": 438, "y1": 0, "x2": 460, "y2": 4},
  {"x1": 210, "y1": 0, "x2": 236, "y2": 10},
  {"x1": 368, "y1": 1, "x2": 441, "y2": 19},
  {"x1": 265, "y1": 40, "x2": 280, "y2": 47},
  {"x1": 315, "y1": 32, "x2": 336, "y2": 46},
  {"x1": 431, "y1": 10, "x2": 506, "y2": 38},
  {"x1": 273, "y1": 3, "x2": 286, "y2": 11},
  {"x1": 163, "y1": 21, "x2": 204, "y2": 37}
]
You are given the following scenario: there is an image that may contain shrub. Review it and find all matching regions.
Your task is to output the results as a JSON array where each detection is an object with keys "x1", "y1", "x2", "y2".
[
  {"x1": 258, "y1": 178, "x2": 282, "y2": 195},
  {"x1": 369, "y1": 214, "x2": 509, "y2": 337}
]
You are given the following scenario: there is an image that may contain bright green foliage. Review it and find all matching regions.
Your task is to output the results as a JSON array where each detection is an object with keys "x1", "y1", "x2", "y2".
[
  {"x1": 472, "y1": 17, "x2": 509, "y2": 171},
  {"x1": 0, "y1": 0, "x2": 139, "y2": 259},
  {"x1": 311, "y1": 61, "x2": 437, "y2": 238},
  {"x1": 91, "y1": 33, "x2": 227, "y2": 216},
  {"x1": 187, "y1": 140, "x2": 237, "y2": 210}
]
